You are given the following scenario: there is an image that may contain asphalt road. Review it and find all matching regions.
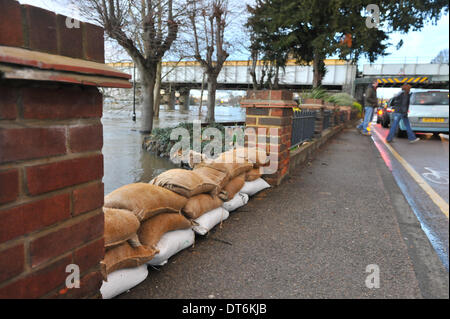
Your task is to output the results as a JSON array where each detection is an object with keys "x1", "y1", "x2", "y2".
[
  {"x1": 370, "y1": 123, "x2": 449, "y2": 271},
  {"x1": 118, "y1": 128, "x2": 448, "y2": 299}
]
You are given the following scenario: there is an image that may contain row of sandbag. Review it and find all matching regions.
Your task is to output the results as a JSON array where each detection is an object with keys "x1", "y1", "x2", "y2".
[{"x1": 100, "y1": 148, "x2": 270, "y2": 299}]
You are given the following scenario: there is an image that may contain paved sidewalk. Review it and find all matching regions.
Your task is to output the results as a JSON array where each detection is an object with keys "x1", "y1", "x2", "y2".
[{"x1": 119, "y1": 128, "x2": 448, "y2": 299}]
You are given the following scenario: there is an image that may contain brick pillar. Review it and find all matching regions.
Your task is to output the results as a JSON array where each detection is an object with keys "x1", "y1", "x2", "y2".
[
  {"x1": 0, "y1": 0, "x2": 130, "y2": 299},
  {"x1": 302, "y1": 99, "x2": 325, "y2": 137},
  {"x1": 339, "y1": 106, "x2": 352, "y2": 122},
  {"x1": 241, "y1": 90, "x2": 295, "y2": 186},
  {"x1": 324, "y1": 102, "x2": 338, "y2": 126}
]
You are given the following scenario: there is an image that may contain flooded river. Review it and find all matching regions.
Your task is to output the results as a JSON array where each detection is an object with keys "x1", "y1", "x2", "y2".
[{"x1": 102, "y1": 105, "x2": 246, "y2": 195}]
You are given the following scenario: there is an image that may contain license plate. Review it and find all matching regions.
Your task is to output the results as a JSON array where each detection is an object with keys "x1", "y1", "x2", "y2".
[{"x1": 422, "y1": 118, "x2": 445, "y2": 123}]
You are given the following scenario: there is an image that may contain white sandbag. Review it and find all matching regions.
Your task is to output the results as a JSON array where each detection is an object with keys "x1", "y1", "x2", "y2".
[
  {"x1": 100, "y1": 264, "x2": 148, "y2": 299},
  {"x1": 223, "y1": 193, "x2": 249, "y2": 212},
  {"x1": 239, "y1": 178, "x2": 271, "y2": 197},
  {"x1": 193, "y1": 207, "x2": 230, "y2": 236},
  {"x1": 147, "y1": 228, "x2": 195, "y2": 266}
]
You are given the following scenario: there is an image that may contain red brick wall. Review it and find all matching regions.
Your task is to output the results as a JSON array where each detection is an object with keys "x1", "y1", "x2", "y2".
[
  {"x1": 0, "y1": 0, "x2": 104, "y2": 62},
  {"x1": 0, "y1": 84, "x2": 105, "y2": 299},
  {"x1": 0, "y1": 0, "x2": 106, "y2": 299}
]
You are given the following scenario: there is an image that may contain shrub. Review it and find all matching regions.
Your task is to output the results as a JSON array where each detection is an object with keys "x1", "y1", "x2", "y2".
[{"x1": 325, "y1": 92, "x2": 356, "y2": 106}]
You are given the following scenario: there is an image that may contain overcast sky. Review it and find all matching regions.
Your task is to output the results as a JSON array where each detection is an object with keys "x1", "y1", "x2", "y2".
[
  {"x1": 18, "y1": 0, "x2": 449, "y2": 63},
  {"x1": 17, "y1": 0, "x2": 449, "y2": 98}
]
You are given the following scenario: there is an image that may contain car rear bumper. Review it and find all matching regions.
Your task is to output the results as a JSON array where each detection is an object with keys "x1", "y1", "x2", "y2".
[
  {"x1": 410, "y1": 126, "x2": 449, "y2": 133},
  {"x1": 399, "y1": 117, "x2": 449, "y2": 133}
]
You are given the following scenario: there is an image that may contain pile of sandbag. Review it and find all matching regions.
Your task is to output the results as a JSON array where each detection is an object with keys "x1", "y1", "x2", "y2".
[
  {"x1": 100, "y1": 147, "x2": 272, "y2": 299},
  {"x1": 101, "y1": 183, "x2": 191, "y2": 298}
]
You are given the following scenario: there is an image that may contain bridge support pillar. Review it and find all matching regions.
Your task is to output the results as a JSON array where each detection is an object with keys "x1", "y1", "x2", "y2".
[
  {"x1": 166, "y1": 89, "x2": 176, "y2": 110},
  {"x1": 179, "y1": 89, "x2": 190, "y2": 111},
  {"x1": 240, "y1": 90, "x2": 295, "y2": 186}
]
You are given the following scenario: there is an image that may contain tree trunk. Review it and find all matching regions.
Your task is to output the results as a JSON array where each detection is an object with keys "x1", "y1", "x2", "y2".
[
  {"x1": 206, "y1": 74, "x2": 218, "y2": 123},
  {"x1": 312, "y1": 51, "x2": 324, "y2": 88},
  {"x1": 199, "y1": 72, "x2": 205, "y2": 117},
  {"x1": 140, "y1": 69, "x2": 157, "y2": 134},
  {"x1": 153, "y1": 61, "x2": 162, "y2": 118},
  {"x1": 273, "y1": 65, "x2": 280, "y2": 89},
  {"x1": 250, "y1": 51, "x2": 258, "y2": 90},
  {"x1": 312, "y1": 57, "x2": 321, "y2": 88}
]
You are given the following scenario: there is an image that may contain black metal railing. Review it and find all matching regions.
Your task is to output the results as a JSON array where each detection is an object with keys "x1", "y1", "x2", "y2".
[
  {"x1": 291, "y1": 110, "x2": 316, "y2": 148},
  {"x1": 323, "y1": 110, "x2": 332, "y2": 131}
]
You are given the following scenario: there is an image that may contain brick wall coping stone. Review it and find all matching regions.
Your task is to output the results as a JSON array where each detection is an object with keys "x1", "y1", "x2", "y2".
[
  {"x1": 0, "y1": 46, "x2": 131, "y2": 88},
  {"x1": 240, "y1": 100, "x2": 298, "y2": 108}
]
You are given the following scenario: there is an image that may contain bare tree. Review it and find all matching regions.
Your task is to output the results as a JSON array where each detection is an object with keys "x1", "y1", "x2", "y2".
[
  {"x1": 431, "y1": 48, "x2": 449, "y2": 64},
  {"x1": 186, "y1": 0, "x2": 232, "y2": 123},
  {"x1": 74, "y1": 0, "x2": 180, "y2": 133}
]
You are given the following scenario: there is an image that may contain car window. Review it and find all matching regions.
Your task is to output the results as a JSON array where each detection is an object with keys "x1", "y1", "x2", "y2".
[{"x1": 410, "y1": 92, "x2": 449, "y2": 105}]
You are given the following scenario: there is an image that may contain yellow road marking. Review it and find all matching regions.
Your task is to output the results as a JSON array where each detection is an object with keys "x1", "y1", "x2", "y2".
[{"x1": 373, "y1": 129, "x2": 449, "y2": 218}]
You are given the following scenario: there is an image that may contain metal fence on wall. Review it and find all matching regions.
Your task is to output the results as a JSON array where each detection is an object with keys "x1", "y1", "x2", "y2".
[
  {"x1": 323, "y1": 110, "x2": 332, "y2": 131},
  {"x1": 291, "y1": 110, "x2": 316, "y2": 148}
]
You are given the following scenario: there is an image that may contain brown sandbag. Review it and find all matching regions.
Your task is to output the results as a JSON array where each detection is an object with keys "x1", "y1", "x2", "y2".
[
  {"x1": 138, "y1": 212, "x2": 193, "y2": 248},
  {"x1": 223, "y1": 174, "x2": 246, "y2": 200},
  {"x1": 217, "y1": 147, "x2": 268, "y2": 167},
  {"x1": 195, "y1": 161, "x2": 253, "y2": 180},
  {"x1": 104, "y1": 183, "x2": 187, "y2": 222},
  {"x1": 104, "y1": 207, "x2": 141, "y2": 248},
  {"x1": 237, "y1": 147, "x2": 268, "y2": 167},
  {"x1": 193, "y1": 166, "x2": 230, "y2": 190},
  {"x1": 149, "y1": 169, "x2": 219, "y2": 198},
  {"x1": 182, "y1": 194, "x2": 224, "y2": 219},
  {"x1": 246, "y1": 168, "x2": 262, "y2": 182},
  {"x1": 101, "y1": 242, "x2": 157, "y2": 276}
]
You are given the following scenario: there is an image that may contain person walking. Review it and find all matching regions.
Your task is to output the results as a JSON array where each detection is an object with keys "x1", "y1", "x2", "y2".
[
  {"x1": 357, "y1": 79, "x2": 379, "y2": 136},
  {"x1": 386, "y1": 84, "x2": 420, "y2": 144}
]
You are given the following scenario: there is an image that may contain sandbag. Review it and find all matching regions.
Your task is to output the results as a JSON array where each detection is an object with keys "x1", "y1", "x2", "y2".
[
  {"x1": 245, "y1": 168, "x2": 262, "y2": 182},
  {"x1": 182, "y1": 194, "x2": 223, "y2": 219},
  {"x1": 101, "y1": 242, "x2": 157, "y2": 275},
  {"x1": 150, "y1": 169, "x2": 219, "y2": 198},
  {"x1": 218, "y1": 147, "x2": 268, "y2": 167},
  {"x1": 104, "y1": 207, "x2": 141, "y2": 248},
  {"x1": 240, "y1": 178, "x2": 271, "y2": 197},
  {"x1": 104, "y1": 183, "x2": 187, "y2": 222},
  {"x1": 193, "y1": 207, "x2": 230, "y2": 235},
  {"x1": 223, "y1": 174, "x2": 245, "y2": 200},
  {"x1": 193, "y1": 166, "x2": 230, "y2": 189},
  {"x1": 100, "y1": 264, "x2": 148, "y2": 299},
  {"x1": 138, "y1": 212, "x2": 192, "y2": 249},
  {"x1": 223, "y1": 192, "x2": 249, "y2": 212},
  {"x1": 147, "y1": 229, "x2": 195, "y2": 266},
  {"x1": 195, "y1": 158, "x2": 253, "y2": 180}
]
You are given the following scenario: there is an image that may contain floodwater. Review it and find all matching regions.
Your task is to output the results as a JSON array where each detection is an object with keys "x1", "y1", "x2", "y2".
[{"x1": 102, "y1": 104, "x2": 246, "y2": 195}]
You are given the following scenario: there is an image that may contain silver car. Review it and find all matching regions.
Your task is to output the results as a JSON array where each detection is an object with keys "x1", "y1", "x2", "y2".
[{"x1": 396, "y1": 89, "x2": 449, "y2": 137}]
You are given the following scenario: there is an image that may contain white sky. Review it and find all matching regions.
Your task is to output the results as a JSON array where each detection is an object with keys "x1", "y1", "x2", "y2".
[{"x1": 17, "y1": 0, "x2": 449, "y2": 99}]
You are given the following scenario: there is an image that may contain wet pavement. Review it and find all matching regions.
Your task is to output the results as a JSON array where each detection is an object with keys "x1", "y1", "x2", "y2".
[
  {"x1": 370, "y1": 123, "x2": 449, "y2": 271},
  {"x1": 117, "y1": 128, "x2": 448, "y2": 299}
]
